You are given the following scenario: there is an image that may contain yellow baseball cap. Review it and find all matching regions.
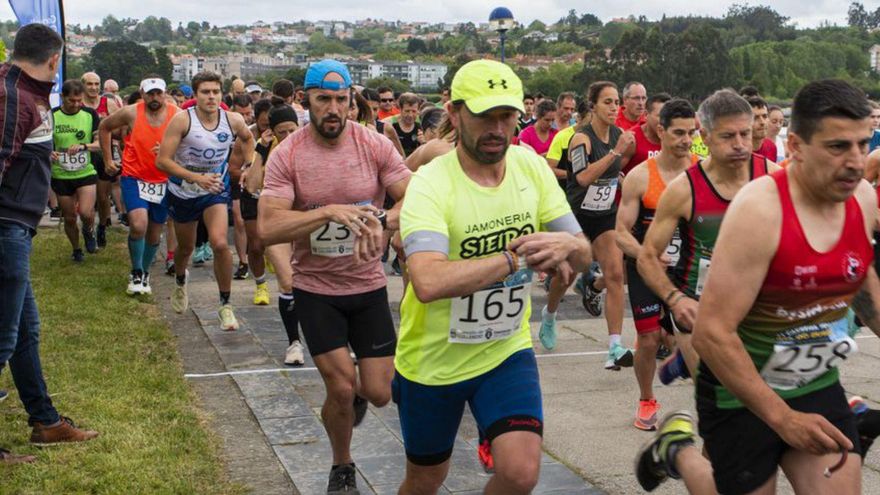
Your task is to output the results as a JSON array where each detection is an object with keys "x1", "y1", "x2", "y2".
[{"x1": 451, "y1": 60, "x2": 525, "y2": 115}]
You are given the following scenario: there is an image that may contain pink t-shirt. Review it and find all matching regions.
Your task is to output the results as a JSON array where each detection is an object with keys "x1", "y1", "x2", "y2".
[
  {"x1": 261, "y1": 122, "x2": 411, "y2": 296},
  {"x1": 518, "y1": 125, "x2": 558, "y2": 156}
]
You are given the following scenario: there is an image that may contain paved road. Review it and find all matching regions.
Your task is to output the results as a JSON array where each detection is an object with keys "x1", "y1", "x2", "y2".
[{"x1": 157, "y1": 254, "x2": 880, "y2": 494}]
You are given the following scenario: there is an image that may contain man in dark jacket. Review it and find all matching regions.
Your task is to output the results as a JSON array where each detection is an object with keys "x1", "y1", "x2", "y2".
[{"x1": 0, "y1": 23, "x2": 98, "y2": 465}]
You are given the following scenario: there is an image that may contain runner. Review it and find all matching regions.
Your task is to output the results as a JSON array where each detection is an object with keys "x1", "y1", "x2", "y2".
[
  {"x1": 616, "y1": 81, "x2": 647, "y2": 130},
  {"x1": 517, "y1": 100, "x2": 558, "y2": 156},
  {"x1": 229, "y1": 94, "x2": 253, "y2": 280},
  {"x1": 518, "y1": 93, "x2": 536, "y2": 132},
  {"x1": 391, "y1": 93, "x2": 421, "y2": 157},
  {"x1": 566, "y1": 81, "x2": 634, "y2": 369},
  {"x1": 99, "y1": 76, "x2": 179, "y2": 295},
  {"x1": 241, "y1": 101, "x2": 304, "y2": 365},
  {"x1": 156, "y1": 71, "x2": 254, "y2": 331},
  {"x1": 636, "y1": 79, "x2": 877, "y2": 495},
  {"x1": 623, "y1": 92, "x2": 670, "y2": 175},
  {"x1": 51, "y1": 80, "x2": 100, "y2": 261},
  {"x1": 636, "y1": 89, "x2": 777, "y2": 384},
  {"x1": 748, "y1": 96, "x2": 778, "y2": 162},
  {"x1": 615, "y1": 98, "x2": 697, "y2": 430},
  {"x1": 82, "y1": 71, "x2": 123, "y2": 248},
  {"x1": 395, "y1": 59, "x2": 590, "y2": 494},
  {"x1": 258, "y1": 59, "x2": 410, "y2": 494}
]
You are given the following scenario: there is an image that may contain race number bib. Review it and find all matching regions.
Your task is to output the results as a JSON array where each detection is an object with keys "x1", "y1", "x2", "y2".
[
  {"x1": 181, "y1": 178, "x2": 207, "y2": 195},
  {"x1": 581, "y1": 178, "x2": 617, "y2": 212},
  {"x1": 760, "y1": 319, "x2": 856, "y2": 390},
  {"x1": 449, "y1": 269, "x2": 533, "y2": 344},
  {"x1": 665, "y1": 230, "x2": 682, "y2": 267},
  {"x1": 695, "y1": 257, "x2": 710, "y2": 296},
  {"x1": 58, "y1": 151, "x2": 88, "y2": 171},
  {"x1": 138, "y1": 180, "x2": 166, "y2": 204},
  {"x1": 310, "y1": 222, "x2": 354, "y2": 257},
  {"x1": 111, "y1": 143, "x2": 122, "y2": 163}
]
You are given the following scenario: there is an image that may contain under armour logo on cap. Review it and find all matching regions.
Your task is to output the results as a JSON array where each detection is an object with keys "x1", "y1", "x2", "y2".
[{"x1": 487, "y1": 79, "x2": 508, "y2": 90}]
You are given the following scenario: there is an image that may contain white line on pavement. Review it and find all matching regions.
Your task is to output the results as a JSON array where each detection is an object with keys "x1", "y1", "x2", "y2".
[
  {"x1": 184, "y1": 334, "x2": 879, "y2": 378},
  {"x1": 184, "y1": 367, "x2": 318, "y2": 378}
]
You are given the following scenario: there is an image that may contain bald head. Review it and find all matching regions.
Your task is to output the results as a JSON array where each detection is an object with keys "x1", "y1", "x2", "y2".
[
  {"x1": 231, "y1": 79, "x2": 246, "y2": 96},
  {"x1": 104, "y1": 79, "x2": 119, "y2": 94},
  {"x1": 81, "y1": 72, "x2": 101, "y2": 99}
]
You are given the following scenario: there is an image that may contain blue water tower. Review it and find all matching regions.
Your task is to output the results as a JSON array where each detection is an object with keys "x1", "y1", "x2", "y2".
[{"x1": 489, "y1": 7, "x2": 515, "y2": 63}]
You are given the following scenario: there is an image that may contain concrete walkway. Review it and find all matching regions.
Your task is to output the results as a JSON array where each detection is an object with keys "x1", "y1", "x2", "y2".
[{"x1": 154, "y1": 252, "x2": 880, "y2": 494}]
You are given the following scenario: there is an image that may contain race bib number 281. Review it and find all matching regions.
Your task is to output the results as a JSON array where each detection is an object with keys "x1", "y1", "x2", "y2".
[{"x1": 138, "y1": 181, "x2": 166, "y2": 204}]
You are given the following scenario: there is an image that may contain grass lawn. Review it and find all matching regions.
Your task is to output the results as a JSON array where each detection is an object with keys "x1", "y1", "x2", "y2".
[{"x1": 0, "y1": 227, "x2": 244, "y2": 494}]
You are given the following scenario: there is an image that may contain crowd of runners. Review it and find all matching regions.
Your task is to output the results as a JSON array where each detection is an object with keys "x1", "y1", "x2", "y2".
[{"x1": 6, "y1": 22, "x2": 880, "y2": 495}]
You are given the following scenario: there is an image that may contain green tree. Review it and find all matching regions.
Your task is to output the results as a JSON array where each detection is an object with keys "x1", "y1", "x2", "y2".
[
  {"x1": 849, "y1": 2, "x2": 872, "y2": 30},
  {"x1": 282, "y1": 67, "x2": 307, "y2": 86},
  {"x1": 154, "y1": 47, "x2": 173, "y2": 81},
  {"x1": 407, "y1": 38, "x2": 428, "y2": 54},
  {"x1": 364, "y1": 76, "x2": 410, "y2": 93},
  {"x1": 88, "y1": 40, "x2": 159, "y2": 87}
]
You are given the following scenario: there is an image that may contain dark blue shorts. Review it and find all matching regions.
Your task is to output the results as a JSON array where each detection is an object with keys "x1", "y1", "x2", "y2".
[
  {"x1": 392, "y1": 349, "x2": 543, "y2": 466},
  {"x1": 165, "y1": 191, "x2": 229, "y2": 224},
  {"x1": 120, "y1": 176, "x2": 168, "y2": 224}
]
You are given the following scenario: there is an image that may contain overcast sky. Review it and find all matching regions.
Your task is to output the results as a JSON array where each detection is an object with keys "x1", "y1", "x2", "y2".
[{"x1": 0, "y1": 0, "x2": 867, "y2": 30}]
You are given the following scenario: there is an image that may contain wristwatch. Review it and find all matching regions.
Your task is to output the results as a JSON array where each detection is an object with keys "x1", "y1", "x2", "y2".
[{"x1": 374, "y1": 209, "x2": 387, "y2": 229}]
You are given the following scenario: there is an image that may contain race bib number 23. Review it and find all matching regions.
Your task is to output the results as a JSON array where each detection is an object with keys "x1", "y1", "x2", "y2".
[{"x1": 310, "y1": 222, "x2": 353, "y2": 257}]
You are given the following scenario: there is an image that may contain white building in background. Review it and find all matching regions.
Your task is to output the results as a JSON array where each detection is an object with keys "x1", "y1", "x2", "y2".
[
  {"x1": 344, "y1": 61, "x2": 448, "y2": 91},
  {"x1": 870, "y1": 45, "x2": 880, "y2": 72}
]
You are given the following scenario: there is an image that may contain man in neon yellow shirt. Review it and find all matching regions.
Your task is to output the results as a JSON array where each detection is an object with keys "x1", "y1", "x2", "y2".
[{"x1": 395, "y1": 60, "x2": 592, "y2": 494}]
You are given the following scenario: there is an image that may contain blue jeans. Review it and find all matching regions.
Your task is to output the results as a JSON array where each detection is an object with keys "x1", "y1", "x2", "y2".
[{"x1": 0, "y1": 221, "x2": 60, "y2": 426}]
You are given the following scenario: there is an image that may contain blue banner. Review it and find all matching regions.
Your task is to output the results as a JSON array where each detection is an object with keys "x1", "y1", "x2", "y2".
[{"x1": 7, "y1": 0, "x2": 65, "y2": 105}]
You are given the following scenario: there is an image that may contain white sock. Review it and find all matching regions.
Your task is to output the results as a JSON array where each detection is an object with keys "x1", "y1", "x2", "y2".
[
  {"x1": 609, "y1": 334, "x2": 622, "y2": 349},
  {"x1": 542, "y1": 305, "x2": 556, "y2": 320}
]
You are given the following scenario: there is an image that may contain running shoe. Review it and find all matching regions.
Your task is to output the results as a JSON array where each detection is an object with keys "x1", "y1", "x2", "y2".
[
  {"x1": 656, "y1": 344, "x2": 671, "y2": 361},
  {"x1": 284, "y1": 341, "x2": 305, "y2": 366},
  {"x1": 539, "y1": 305, "x2": 557, "y2": 351},
  {"x1": 478, "y1": 434, "x2": 495, "y2": 473},
  {"x1": 71, "y1": 249, "x2": 85, "y2": 263},
  {"x1": 353, "y1": 395, "x2": 368, "y2": 427},
  {"x1": 327, "y1": 463, "x2": 359, "y2": 494},
  {"x1": 391, "y1": 257, "x2": 402, "y2": 276},
  {"x1": 635, "y1": 399, "x2": 661, "y2": 431},
  {"x1": 49, "y1": 207, "x2": 61, "y2": 219},
  {"x1": 126, "y1": 270, "x2": 143, "y2": 295},
  {"x1": 171, "y1": 271, "x2": 189, "y2": 313},
  {"x1": 192, "y1": 245, "x2": 205, "y2": 265},
  {"x1": 542, "y1": 272, "x2": 553, "y2": 292},
  {"x1": 82, "y1": 226, "x2": 97, "y2": 254},
  {"x1": 118, "y1": 213, "x2": 129, "y2": 227},
  {"x1": 233, "y1": 263, "x2": 249, "y2": 280},
  {"x1": 658, "y1": 349, "x2": 690, "y2": 385},
  {"x1": 635, "y1": 410, "x2": 696, "y2": 492},
  {"x1": 605, "y1": 342, "x2": 634, "y2": 370},
  {"x1": 253, "y1": 282, "x2": 270, "y2": 306},
  {"x1": 575, "y1": 263, "x2": 604, "y2": 317},
  {"x1": 203, "y1": 244, "x2": 214, "y2": 261},
  {"x1": 141, "y1": 272, "x2": 152, "y2": 295},
  {"x1": 96, "y1": 224, "x2": 107, "y2": 248},
  {"x1": 218, "y1": 304, "x2": 239, "y2": 331},
  {"x1": 165, "y1": 258, "x2": 175, "y2": 276}
]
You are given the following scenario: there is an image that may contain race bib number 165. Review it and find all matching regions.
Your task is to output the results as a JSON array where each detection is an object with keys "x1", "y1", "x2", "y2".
[{"x1": 449, "y1": 269, "x2": 533, "y2": 344}]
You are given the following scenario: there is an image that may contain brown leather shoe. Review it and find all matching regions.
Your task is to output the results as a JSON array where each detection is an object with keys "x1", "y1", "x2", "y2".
[
  {"x1": 30, "y1": 416, "x2": 99, "y2": 447},
  {"x1": 0, "y1": 447, "x2": 36, "y2": 464}
]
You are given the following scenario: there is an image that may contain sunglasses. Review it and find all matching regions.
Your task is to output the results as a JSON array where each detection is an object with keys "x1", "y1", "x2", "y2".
[{"x1": 380, "y1": 98, "x2": 395, "y2": 102}]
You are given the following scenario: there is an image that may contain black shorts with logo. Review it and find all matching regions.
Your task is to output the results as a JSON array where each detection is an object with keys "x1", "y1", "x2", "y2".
[
  {"x1": 697, "y1": 379, "x2": 859, "y2": 495},
  {"x1": 240, "y1": 191, "x2": 259, "y2": 221},
  {"x1": 51, "y1": 174, "x2": 98, "y2": 196},
  {"x1": 294, "y1": 286, "x2": 397, "y2": 358},
  {"x1": 576, "y1": 212, "x2": 616, "y2": 243}
]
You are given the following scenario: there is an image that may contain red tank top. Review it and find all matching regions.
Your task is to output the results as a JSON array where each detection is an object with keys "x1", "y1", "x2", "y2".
[
  {"x1": 625, "y1": 125, "x2": 661, "y2": 175},
  {"x1": 122, "y1": 102, "x2": 178, "y2": 183},
  {"x1": 96, "y1": 96, "x2": 110, "y2": 119},
  {"x1": 673, "y1": 154, "x2": 768, "y2": 298}
]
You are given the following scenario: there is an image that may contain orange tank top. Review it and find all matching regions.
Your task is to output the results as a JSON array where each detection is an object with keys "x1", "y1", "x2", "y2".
[{"x1": 122, "y1": 102, "x2": 178, "y2": 183}]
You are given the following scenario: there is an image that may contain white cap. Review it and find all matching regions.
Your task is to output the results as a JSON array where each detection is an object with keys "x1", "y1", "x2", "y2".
[
  {"x1": 140, "y1": 78, "x2": 167, "y2": 93},
  {"x1": 246, "y1": 83, "x2": 262, "y2": 94}
]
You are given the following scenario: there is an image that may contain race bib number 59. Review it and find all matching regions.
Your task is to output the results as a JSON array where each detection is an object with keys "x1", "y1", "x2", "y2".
[
  {"x1": 449, "y1": 269, "x2": 533, "y2": 344},
  {"x1": 581, "y1": 178, "x2": 617, "y2": 212}
]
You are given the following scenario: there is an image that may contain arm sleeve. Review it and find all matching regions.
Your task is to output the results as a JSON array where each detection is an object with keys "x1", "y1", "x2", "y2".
[
  {"x1": 401, "y1": 171, "x2": 449, "y2": 257},
  {"x1": 260, "y1": 138, "x2": 296, "y2": 202}
]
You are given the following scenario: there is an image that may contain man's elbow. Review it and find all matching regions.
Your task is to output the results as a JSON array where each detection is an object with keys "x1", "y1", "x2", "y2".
[{"x1": 408, "y1": 269, "x2": 440, "y2": 303}]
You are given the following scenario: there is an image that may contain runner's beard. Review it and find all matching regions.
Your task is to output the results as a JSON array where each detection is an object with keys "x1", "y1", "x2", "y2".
[
  {"x1": 313, "y1": 112, "x2": 346, "y2": 139},
  {"x1": 147, "y1": 100, "x2": 162, "y2": 111},
  {"x1": 460, "y1": 126, "x2": 509, "y2": 165}
]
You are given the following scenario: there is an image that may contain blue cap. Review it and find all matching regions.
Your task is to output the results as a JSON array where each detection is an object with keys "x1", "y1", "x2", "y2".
[
  {"x1": 179, "y1": 84, "x2": 193, "y2": 98},
  {"x1": 304, "y1": 59, "x2": 352, "y2": 90}
]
